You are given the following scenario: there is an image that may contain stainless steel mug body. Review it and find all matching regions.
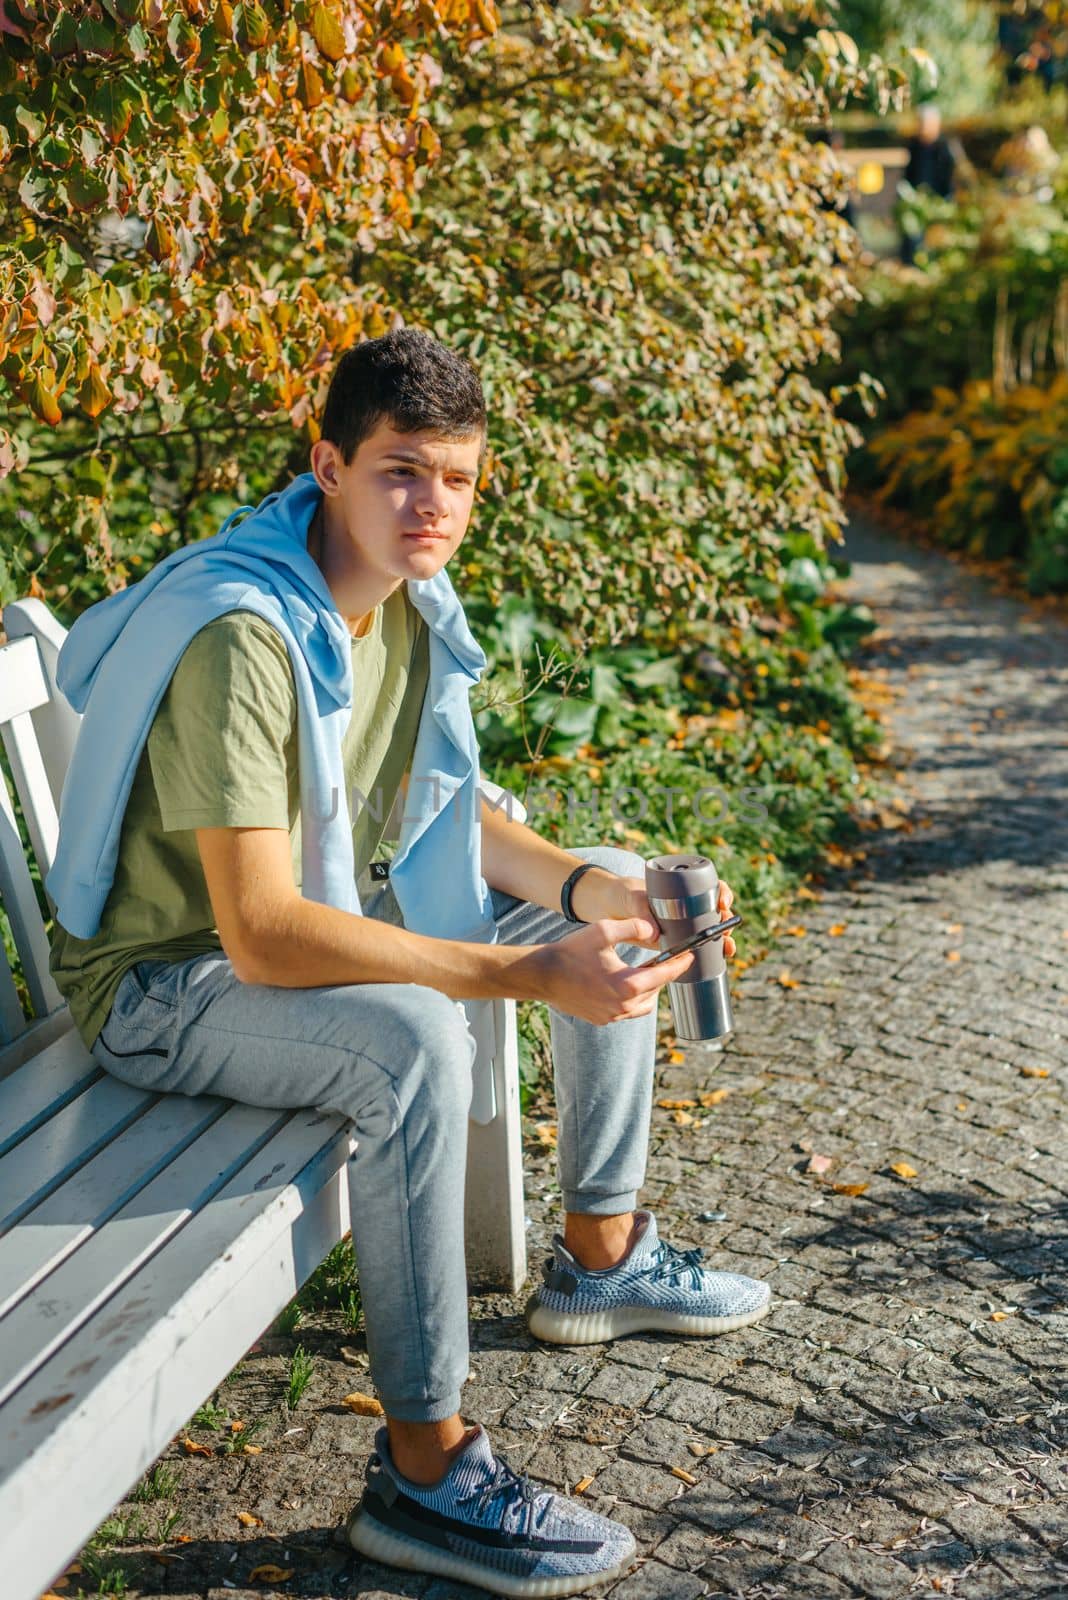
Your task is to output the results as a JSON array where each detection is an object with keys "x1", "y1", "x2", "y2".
[{"x1": 645, "y1": 854, "x2": 734, "y2": 1042}]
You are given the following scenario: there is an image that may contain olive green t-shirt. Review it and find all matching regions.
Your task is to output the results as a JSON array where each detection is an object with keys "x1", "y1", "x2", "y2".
[{"x1": 49, "y1": 590, "x2": 429, "y2": 1050}]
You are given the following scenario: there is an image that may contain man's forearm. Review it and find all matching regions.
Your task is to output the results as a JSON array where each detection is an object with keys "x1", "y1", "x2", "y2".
[
  {"x1": 238, "y1": 894, "x2": 547, "y2": 1001},
  {"x1": 479, "y1": 793, "x2": 616, "y2": 917}
]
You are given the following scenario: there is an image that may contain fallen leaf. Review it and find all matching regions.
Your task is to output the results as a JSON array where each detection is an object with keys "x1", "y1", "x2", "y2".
[
  {"x1": 533, "y1": 1122, "x2": 558, "y2": 1147},
  {"x1": 242, "y1": 1443, "x2": 263, "y2": 1455},
  {"x1": 784, "y1": 925, "x2": 807, "y2": 937},
  {"x1": 806, "y1": 1154, "x2": 833, "y2": 1175},
  {"x1": 181, "y1": 1436, "x2": 213, "y2": 1457},
  {"x1": 342, "y1": 1391, "x2": 384, "y2": 1416},
  {"x1": 946, "y1": 923, "x2": 962, "y2": 934},
  {"x1": 831, "y1": 1181, "x2": 869, "y2": 1196},
  {"x1": 699, "y1": 1088, "x2": 730, "y2": 1107},
  {"x1": 956, "y1": 1102, "x2": 967, "y2": 1112},
  {"x1": 249, "y1": 1567, "x2": 295, "y2": 1584},
  {"x1": 230, "y1": 1419, "x2": 246, "y2": 1434},
  {"x1": 237, "y1": 1511, "x2": 262, "y2": 1527},
  {"x1": 890, "y1": 1162, "x2": 918, "y2": 1180},
  {"x1": 776, "y1": 971, "x2": 799, "y2": 989},
  {"x1": 945, "y1": 950, "x2": 961, "y2": 962},
  {"x1": 671, "y1": 1109, "x2": 695, "y2": 1127},
  {"x1": 688, "y1": 1442, "x2": 717, "y2": 1457},
  {"x1": 340, "y1": 1345, "x2": 364, "y2": 1365},
  {"x1": 1020, "y1": 1066, "x2": 1050, "y2": 1079},
  {"x1": 990, "y1": 1311, "x2": 1010, "y2": 1322},
  {"x1": 667, "y1": 1050, "x2": 685, "y2": 1064},
  {"x1": 671, "y1": 1466, "x2": 697, "y2": 1485},
  {"x1": 573, "y1": 1475, "x2": 594, "y2": 1494},
  {"x1": 828, "y1": 923, "x2": 847, "y2": 936},
  {"x1": 657, "y1": 1098, "x2": 696, "y2": 1110}
]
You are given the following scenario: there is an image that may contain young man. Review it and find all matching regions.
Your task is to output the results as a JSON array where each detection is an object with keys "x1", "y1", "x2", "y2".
[{"x1": 47, "y1": 329, "x2": 769, "y2": 1597}]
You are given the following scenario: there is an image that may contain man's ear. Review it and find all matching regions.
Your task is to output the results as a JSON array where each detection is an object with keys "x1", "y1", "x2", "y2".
[{"x1": 310, "y1": 438, "x2": 344, "y2": 496}]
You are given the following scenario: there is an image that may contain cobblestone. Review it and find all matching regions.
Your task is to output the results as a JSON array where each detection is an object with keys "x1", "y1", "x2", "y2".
[{"x1": 96, "y1": 521, "x2": 1066, "y2": 1596}]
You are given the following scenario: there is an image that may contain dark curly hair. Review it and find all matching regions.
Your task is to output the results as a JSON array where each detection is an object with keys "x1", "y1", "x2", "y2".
[{"x1": 320, "y1": 327, "x2": 487, "y2": 463}]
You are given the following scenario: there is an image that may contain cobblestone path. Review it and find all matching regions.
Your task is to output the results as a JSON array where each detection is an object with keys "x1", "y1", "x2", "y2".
[{"x1": 105, "y1": 521, "x2": 1066, "y2": 1599}]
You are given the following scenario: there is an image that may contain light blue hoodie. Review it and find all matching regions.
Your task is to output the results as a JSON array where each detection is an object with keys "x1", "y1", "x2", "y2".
[{"x1": 46, "y1": 472, "x2": 498, "y2": 947}]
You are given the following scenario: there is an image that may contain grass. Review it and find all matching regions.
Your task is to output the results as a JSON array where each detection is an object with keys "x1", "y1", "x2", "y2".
[
  {"x1": 130, "y1": 1461, "x2": 180, "y2": 1502},
  {"x1": 286, "y1": 1344, "x2": 315, "y2": 1410}
]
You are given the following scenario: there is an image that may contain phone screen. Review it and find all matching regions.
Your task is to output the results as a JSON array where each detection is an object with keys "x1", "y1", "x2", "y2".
[{"x1": 639, "y1": 913, "x2": 743, "y2": 969}]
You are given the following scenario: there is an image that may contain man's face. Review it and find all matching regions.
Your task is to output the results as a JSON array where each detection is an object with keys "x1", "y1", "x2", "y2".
[{"x1": 315, "y1": 419, "x2": 483, "y2": 583}]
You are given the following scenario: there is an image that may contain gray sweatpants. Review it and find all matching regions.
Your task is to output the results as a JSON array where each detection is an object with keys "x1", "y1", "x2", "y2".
[{"x1": 90, "y1": 844, "x2": 656, "y2": 1422}]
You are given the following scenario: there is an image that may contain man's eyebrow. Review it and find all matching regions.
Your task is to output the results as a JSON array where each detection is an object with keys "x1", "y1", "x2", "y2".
[{"x1": 380, "y1": 450, "x2": 476, "y2": 475}]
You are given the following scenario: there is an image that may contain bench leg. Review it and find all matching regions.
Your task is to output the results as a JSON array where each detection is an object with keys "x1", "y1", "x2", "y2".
[{"x1": 463, "y1": 997, "x2": 528, "y2": 1294}]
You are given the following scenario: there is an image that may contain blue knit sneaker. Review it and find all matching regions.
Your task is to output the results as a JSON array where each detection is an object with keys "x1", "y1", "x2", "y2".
[
  {"x1": 526, "y1": 1210, "x2": 771, "y2": 1345},
  {"x1": 347, "y1": 1421, "x2": 637, "y2": 1597}
]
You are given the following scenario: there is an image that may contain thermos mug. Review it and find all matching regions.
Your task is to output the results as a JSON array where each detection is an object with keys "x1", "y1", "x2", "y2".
[{"x1": 644, "y1": 854, "x2": 734, "y2": 1042}]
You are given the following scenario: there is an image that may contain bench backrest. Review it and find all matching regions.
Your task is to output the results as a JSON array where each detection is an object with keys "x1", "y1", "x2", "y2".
[{"x1": 0, "y1": 600, "x2": 82, "y2": 1055}]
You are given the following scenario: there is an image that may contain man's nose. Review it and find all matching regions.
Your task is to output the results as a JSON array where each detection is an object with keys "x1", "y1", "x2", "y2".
[{"x1": 414, "y1": 477, "x2": 450, "y2": 520}]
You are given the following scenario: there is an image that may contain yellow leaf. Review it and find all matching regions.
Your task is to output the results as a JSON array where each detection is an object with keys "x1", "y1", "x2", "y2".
[
  {"x1": 573, "y1": 1475, "x2": 594, "y2": 1494},
  {"x1": 956, "y1": 1102, "x2": 967, "y2": 1112},
  {"x1": 671, "y1": 1465, "x2": 697, "y2": 1485},
  {"x1": 990, "y1": 1311, "x2": 1009, "y2": 1322},
  {"x1": 831, "y1": 1181, "x2": 869, "y2": 1196},
  {"x1": 784, "y1": 925, "x2": 807, "y2": 937},
  {"x1": 342, "y1": 1391, "x2": 384, "y2": 1416},
  {"x1": 249, "y1": 1567, "x2": 295, "y2": 1584},
  {"x1": 533, "y1": 1121, "x2": 558, "y2": 1147},
  {"x1": 181, "y1": 1436, "x2": 213, "y2": 1457},
  {"x1": 828, "y1": 923, "x2": 847, "y2": 937},
  {"x1": 242, "y1": 1443, "x2": 263, "y2": 1455},
  {"x1": 230, "y1": 1419, "x2": 246, "y2": 1433},
  {"x1": 776, "y1": 971, "x2": 799, "y2": 989},
  {"x1": 78, "y1": 363, "x2": 112, "y2": 420},
  {"x1": 671, "y1": 1109, "x2": 695, "y2": 1127},
  {"x1": 946, "y1": 923, "x2": 962, "y2": 934},
  {"x1": 237, "y1": 1511, "x2": 262, "y2": 1527},
  {"x1": 1020, "y1": 1066, "x2": 1050, "y2": 1079},
  {"x1": 946, "y1": 950, "x2": 961, "y2": 963},
  {"x1": 699, "y1": 1088, "x2": 730, "y2": 1107},
  {"x1": 890, "y1": 1161, "x2": 918, "y2": 1180},
  {"x1": 657, "y1": 1098, "x2": 696, "y2": 1110},
  {"x1": 667, "y1": 1049, "x2": 685, "y2": 1064},
  {"x1": 309, "y1": 0, "x2": 346, "y2": 61}
]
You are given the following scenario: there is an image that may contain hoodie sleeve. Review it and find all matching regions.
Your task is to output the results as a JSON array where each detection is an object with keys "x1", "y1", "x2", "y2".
[{"x1": 147, "y1": 610, "x2": 299, "y2": 831}]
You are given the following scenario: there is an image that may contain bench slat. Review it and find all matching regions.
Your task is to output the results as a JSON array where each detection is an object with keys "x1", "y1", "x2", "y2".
[
  {"x1": 0, "y1": 1033, "x2": 100, "y2": 1159},
  {"x1": 0, "y1": 637, "x2": 49, "y2": 726},
  {"x1": 0, "y1": 1102, "x2": 293, "y2": 1410},
  {"x1": 0, "y1": 778, "x2": 61, "y2": 1023},
  {"x1": 0, "y1": 1075, "x2": 154, "y2": 1236},
  {"x1": 1, "y1": 1109, "x2": 349, "y2": 1600},
  {"x1": 1, "y1": 708, "x2": 61, "y2": 877},
  {"x1": 0, "y1": 945, "x2": 25, "y2": 1045},
  {"x1": 0, "y1": 1094, "x2": 225, "y2": 1321}
]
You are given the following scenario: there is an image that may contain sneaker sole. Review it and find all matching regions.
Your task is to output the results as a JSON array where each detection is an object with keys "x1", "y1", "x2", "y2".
[
  {"x1": 347, "y1": 1505, "x2": 637, "y2": 1598},
  {"x1": 526, "y1": 1294, "x2": 771, "y2": 1345}
]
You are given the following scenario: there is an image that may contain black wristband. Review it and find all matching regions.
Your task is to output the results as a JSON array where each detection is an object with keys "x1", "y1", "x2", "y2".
[{"x1": 560, "y1": 862, "x2": 596, "y2": 924}]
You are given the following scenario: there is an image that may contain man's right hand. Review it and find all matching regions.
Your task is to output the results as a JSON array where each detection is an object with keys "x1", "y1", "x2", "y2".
[{"x1": 533, "y1": 917, "x2": 695, "y2": 1026}]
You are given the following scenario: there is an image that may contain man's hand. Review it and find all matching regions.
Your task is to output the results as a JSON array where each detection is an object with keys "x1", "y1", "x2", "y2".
[
  {"x1": 535, "y1": 917, "x2": 696, "y2": 1026},
  {"x1": 572, "y1": 868, "x2": 737, "y2": 958}
]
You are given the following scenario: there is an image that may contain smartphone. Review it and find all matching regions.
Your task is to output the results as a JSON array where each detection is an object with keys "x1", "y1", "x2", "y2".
[{"x1": 638, "y1": 914, "x2": 743, "y2": 969}]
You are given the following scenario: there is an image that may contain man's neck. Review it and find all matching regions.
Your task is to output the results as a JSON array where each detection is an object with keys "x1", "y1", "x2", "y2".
[{"x1": 308, "y1": 502, "x2": 402, "y2": 638}]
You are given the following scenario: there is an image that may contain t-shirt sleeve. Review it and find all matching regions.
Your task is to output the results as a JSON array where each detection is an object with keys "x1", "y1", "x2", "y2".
[{"x1": 147, "y1": 611, "x2": 298, "y2": 832}]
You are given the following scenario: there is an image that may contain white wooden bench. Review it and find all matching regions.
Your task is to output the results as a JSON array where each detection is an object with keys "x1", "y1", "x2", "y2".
[{"x1": 0, "y1": 596, "x2": 529, "y2": 1600}]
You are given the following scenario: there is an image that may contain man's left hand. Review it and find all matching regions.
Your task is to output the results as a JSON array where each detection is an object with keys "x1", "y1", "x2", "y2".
[{"x1": 572, "y1": 868, "x2": 737, "y2": 959}]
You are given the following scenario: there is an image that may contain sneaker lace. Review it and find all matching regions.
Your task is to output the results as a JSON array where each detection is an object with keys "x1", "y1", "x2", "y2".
[
  {"x1": 643, "y1": 1238, "x2": 706, "y2": 1291},
  {"x1": 457, "y1": 1453, "x2": 543, "y2": 1538}
]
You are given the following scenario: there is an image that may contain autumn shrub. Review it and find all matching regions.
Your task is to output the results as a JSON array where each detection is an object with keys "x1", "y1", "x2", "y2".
[{"x1": 862, "y1": 376, "x2": 1068, "y2": 592}]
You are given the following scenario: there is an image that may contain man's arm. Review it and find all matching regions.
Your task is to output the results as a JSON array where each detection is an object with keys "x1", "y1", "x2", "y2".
[
  {"x1": 195, "y1": 824, "x2": 698, "y2": 1023},
  {"x1": 479, "y1": 791, "x2": 621, "y2": 925}
]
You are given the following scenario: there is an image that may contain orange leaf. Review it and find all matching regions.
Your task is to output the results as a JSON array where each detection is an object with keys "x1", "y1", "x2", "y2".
[
  {"x1": 831, "y1": 1181, "x2": 869, "y2": 1196},
  {"x1": 667, "y1": 1049, "x2": 685, "y2": 1064},
  {"x1": 776, "y1": 971, "x2": 799, "y2": 989},
  {"x1": 533, "y1": 1121, "x2": 557, "y2": 1147},
  {"x1": 230, "y1": 1419, "x2": 246, "y2": 1433},
  {"x1": 657, "y1": 1098, "x2": 696, "y2": 1110},
  {"x1": 237, "y1": 1511, "x2": 262, "y2": 1527},
  {"x1": 890, "y1": 1161, "x2": 918, "y2": 1180},
  {"x1": 784, "y1": 925, "x2": 807, "y2": 937},
  {"x1": 341, "y1": 1391, "x2": 384, "y2": 1416},
  {"x1": 181, "y1": 1436, "x2": 213, "y2": 1457},
  {"x1": 828, "y1": 923, "x2": 847, "y2": 936},
  {"x1": 242, "y1": 1443, "x2": 263, "y2": 1455},
  {"x1": 573, "y1": 1475, "x2": 594, "y2": 1494},
  {"x1": 699, "y1": 1088, "x2": 730, "y2": 1107},
  {"x1": 249, "y1": 1567, "x2": 295, "y2": 1584},
  {"x1": 945, "y1": 950, "x2": 961, "y2": 962},
  {"x1": 671, "y1": 1109, "x2": 694, "y2": 1127},
  {"x1": 990, "y1": 1311, "x2": 1009, "y2": 1322}
]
